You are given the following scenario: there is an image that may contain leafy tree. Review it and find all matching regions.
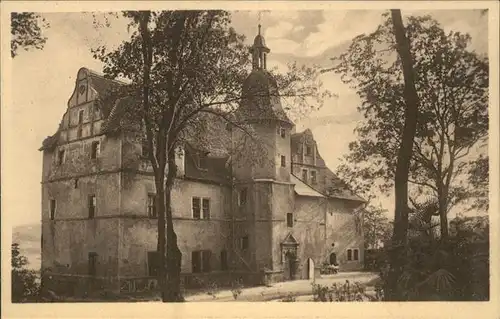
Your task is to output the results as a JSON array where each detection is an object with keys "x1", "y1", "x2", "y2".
[
  {"x1": 11, "y1": 12, "x2": 49, "y2": 57},
  {"x1": 363, "y1": 205, "x2": 391, "y2": 249},
  {"x1": 329, "y1": 12, "x2": 488, "y2": 240},
  {"x1": 12, "y1": 243, "x2": 40, "y2": 302},
  {"x1": 92, "y1": 10, "x2": 327, "y2": 302},
  {"x1": 467, "y1": 154, "x2": 489, "y2": 211}
]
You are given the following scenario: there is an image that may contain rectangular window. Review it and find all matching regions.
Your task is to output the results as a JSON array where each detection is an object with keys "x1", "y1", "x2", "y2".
[
  {"x1": 147, "y1": 194, "x2": 157, "y2": 218},
  {"x1": 311, "y1": 171, "x2": 317, "y2": 184},
  {"x1": 305, "y1": 145, "x2": 312, "y2": 156},
  {"x1": 192, "y1": 250, "x2": 212, "y2": 273},
  {"x1": 347, "y1": 249, "x2": 352, "y2": 261},
  {"x1": 280, "y1": 155, "x2": 286, "y2": 167},
  {"x1": 88, "y1": 195, "x2": 96, "y2": 219},
  {"x1": 148, "y1": 251, "x2": 160, "y2": 276},
  {"x1": 278, "y1": 127, "x2": 286, "y2": 138},
  {"x1": 91, "y1": 141, "x2": 100, "y2": 159},
  {"x1": 74, "y1": 179, "x2": 79, "y2": 189},
  {"x1": 202, "y1": 198, "x2": 210, "y2": 219},
  {"x1": 192, "y1": 197, "x2": 201, "y2": 219},
  {"x1": 78, "y1": 110, "x2": 84, "y2": 124},
  {"x1": 50, "y1": 199, "x2": 56, "y2": 220},
  {"x1": 238, "y1": 188, "x2": 247, "y2": 207},
  {"x1": 77, "y1": 126, "x2": 83, "y2": 139},
  {"x1": 286, "y1": 213, "x2": 293, "y2": 227},
  {"x1": 302, "y1": 169, "x2": 308, "y2": 181},
  {"x1": 202, "y1": 250, "x2": 212, "y2": 273},
  {"x1": 141, "y1": 138, "x2": 149, "y2": 158},
  {"x1": 192, "y1": 251, "x2": 201, "y2": 273},
  {"x1": 58, "y1": 149, "x2": 65, "y2": 165},
  {"x1": 220, "y1": 250, "x2": 228, "y2": 271},
  {"x1": 240, "y1": 236, "x2": 249, "y2": 250},
  {"x1": 353, "y1": 249, "x2": 359, "y2": 261},
  {"x1": 88, "y1": 252, "x2": 97, "y2": 276}
]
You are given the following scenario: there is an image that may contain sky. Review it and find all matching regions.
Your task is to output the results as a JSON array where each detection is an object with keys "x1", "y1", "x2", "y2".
[{"x1": 3, "y1": 9, "x2": 489, "y2": 227}]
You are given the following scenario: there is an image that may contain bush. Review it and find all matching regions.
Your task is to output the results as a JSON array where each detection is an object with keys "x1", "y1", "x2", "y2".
[
  {"x1": 12, "y1": 243, "x2": 40, "y2": 302},
  {"x1": 311, "y1": 280, "x2": 379, "y2": 302}
]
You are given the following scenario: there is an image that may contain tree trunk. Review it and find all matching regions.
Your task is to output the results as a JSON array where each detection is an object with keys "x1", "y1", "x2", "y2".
[
  {"x1": 385, "y1": 9, "x2": 420, "y2": 301},
  {"x1": 164, "y1": 146, "x2": 184, "y2": 302}
]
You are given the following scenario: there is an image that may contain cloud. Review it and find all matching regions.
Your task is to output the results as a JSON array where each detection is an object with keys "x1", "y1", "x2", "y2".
[{"x1": 265, "y1": 21, "x2": 294, "y2": 39}]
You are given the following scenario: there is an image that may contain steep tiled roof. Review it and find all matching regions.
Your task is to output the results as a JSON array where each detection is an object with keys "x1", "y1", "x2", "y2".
[{"x1": 237, "y1": 69, "x2": 293, "y2": 125}]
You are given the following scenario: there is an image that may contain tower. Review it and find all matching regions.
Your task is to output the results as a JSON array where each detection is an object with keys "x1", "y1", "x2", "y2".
[{"x1": 231, "y1": 25, "x2": 296, "y2": 278}]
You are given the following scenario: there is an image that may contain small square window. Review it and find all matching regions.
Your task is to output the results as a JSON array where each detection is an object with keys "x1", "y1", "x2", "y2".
[
  {"x1": 311, "y1": 171, "x2": 317, "y2": 184},
  {"x1": 88, "y1": 195, "x2": 96, "y2": 219},
  {"x1": 305, "y1": 145, "x2": 312, "y2": 156},
  {"x1": 88, "y1": 252, "x2": 97, "y2": 276},
  {"x1": 240, "y1": 236, "x2": 249, "y2": 250},
  {"x1": 302, "y1": 169, "x2": 308, "y2": 181},
  {"x1": 280, "y1": 155, "x2": 286, "y2": 167},
  {"x1": 91, "y1": 141, "x2": 100, "y2": 159},
  {"x1": 286, "y1": 213, "x2": 293, "y2": 227},
  {"x1": 278, "y1": 127, "x2": 286, "y2": 138},
  {"x1": 147, "y1": 194, "x2": 157, "y2": 218},
  {"x1": 78, "y1": 110, "x2": 84, "y2": 124},
  {"x1": 50, "y1": 199, "x2": 56, "y2": 220},
  {"x1": 58, "y1": 149, "x2": 65, "y2": 165},
  {"x1": 238, "y1": 188, "x2": 247, "y2": 206}
]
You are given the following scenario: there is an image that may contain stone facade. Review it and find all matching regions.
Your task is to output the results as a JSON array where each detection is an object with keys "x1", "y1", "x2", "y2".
[{"x1": 40, "y1": 29, "x2": 365, "y2": 297}]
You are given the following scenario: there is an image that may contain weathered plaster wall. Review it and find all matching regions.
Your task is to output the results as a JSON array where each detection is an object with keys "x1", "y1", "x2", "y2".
[
  {"x1": 43, "y1": 135, "x2": 122, "y2": 182},
  {"x1": 118, "y1": 175, "x2": 232, "y2": 276},
  {"x1": 326, "y1": 199, "x2": 364, "y2": 271},
  {"x1": 292, "y1": 196, "x2": 328, "y2": 278},
  {"x1": 42, "y1": 173, "x2": 121, "y2": 220},
  {"x1": 41, "y1": 219, "x2": 119, "y2": 277}
]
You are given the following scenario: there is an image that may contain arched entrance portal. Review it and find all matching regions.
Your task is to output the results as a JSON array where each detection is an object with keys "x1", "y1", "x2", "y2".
[
  {"x1": 329, "y1": 252, "x2": 338, "y2": 265},
  {"x1": 281, "y1": 233, "x2": 299, "y2": 281}
]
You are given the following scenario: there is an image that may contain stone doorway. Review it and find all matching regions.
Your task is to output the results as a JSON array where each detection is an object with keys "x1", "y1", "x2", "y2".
[{"x1": 281, "y1": 233, "x2": 299, "y2": 281}]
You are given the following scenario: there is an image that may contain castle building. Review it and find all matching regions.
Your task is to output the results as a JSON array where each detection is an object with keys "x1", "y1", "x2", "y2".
[{"x1": 40, "y1": 27, "x2": 365, "y2": 295}]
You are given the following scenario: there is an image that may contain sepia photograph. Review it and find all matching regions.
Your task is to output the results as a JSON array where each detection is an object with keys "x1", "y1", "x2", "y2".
[{"x1": 2, "y1": 1, "x2": 498, "y2": 316}]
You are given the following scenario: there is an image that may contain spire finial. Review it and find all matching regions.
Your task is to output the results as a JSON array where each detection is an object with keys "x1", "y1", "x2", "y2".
[{"x1": 258, "y1": 24, "x2": 261, "y2": 35}]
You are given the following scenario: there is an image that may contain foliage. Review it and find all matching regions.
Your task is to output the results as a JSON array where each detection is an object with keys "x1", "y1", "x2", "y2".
[
  {"x1": 231, "y1": 278, "x2": 243, "y2": 300},
  {"x1": 311, "y1": 280, "x2": 380, "y2": 302},
  {"x1": 467, "y1": 154, "x2": 489, "y2": 211},
  {"x1": 378, "y1": 216, "x2": 489, "y2": 301},
  {"x1": 281, "y1": 293, "x2": 296, "y2": 302},
  {"x1": 12, "y1": 243, "x2": 40, "y2": 302},
  {"x1": 11, "y1": 12, "x2": 49, "y2": 57},
  {"x1": 363, "y1": 205, "x2": 392, "y2": 249},
  {"x1": 330, "y1": 13, "x2": 489, "y2": 236}
]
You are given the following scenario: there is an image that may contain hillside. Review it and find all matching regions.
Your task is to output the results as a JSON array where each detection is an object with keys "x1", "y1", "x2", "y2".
[{"x1": 12, "y1": 223, "x2": 41, "y2": 271}]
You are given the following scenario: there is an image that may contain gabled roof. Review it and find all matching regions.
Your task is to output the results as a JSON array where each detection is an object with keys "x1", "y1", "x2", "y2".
[{"x1": 291, "y1": 174, "x2": 325, "y2": 198}]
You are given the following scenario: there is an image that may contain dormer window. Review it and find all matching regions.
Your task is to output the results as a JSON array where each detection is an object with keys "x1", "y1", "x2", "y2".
[{"x1": 198, "y1": 153, "x2": 207, "y2": 170}]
